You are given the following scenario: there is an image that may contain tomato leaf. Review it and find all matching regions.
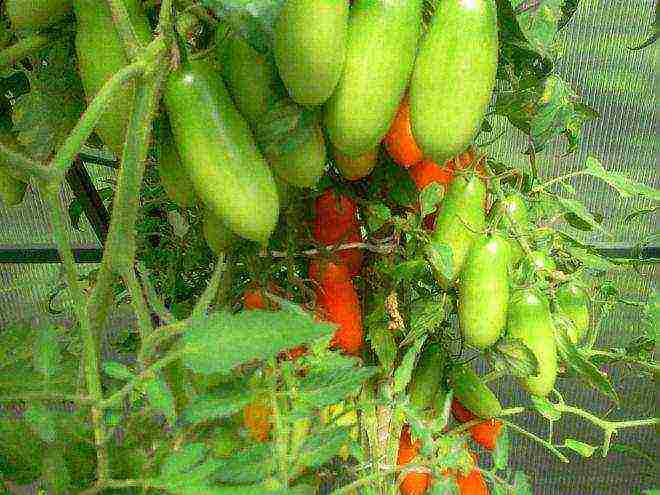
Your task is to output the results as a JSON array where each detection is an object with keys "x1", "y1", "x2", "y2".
[
  {"x1": 365, "y1": 202, "x2": 392, "y2": 232},
  {"x1": 213, "y1": 443, "x2": 275, "y2": 484},
  {"x1": 489, "y1": 337, "x2": 539, "y2": 378},
  {"x1": 511, "y1": 0, "x2": 564, "y2": 57},
  {"x1": 182, "y1": 309, "x2": 334, "y2": 375},
  {"x1": 143, "y1": 373, "x2": 177, "y2": 427},
  {"x1": 425, "y1": 242, "x2": 453, "y2": 283},
  {"x1": 102, "y1": 361, "x2": 135, "y2": 381},
  {"x1": 183, "y1": 382, "x2": 254, "y2": 426},
  {"x1": 555, "y1": 196, "x2": 608, "y2": 235},
  {"x1": 297, "y1": 425, "x2": 352, "y2": 470},
  {"x1": 33, "y1": 325, "x2": 61, "y2": 382},
  {"x1": 393, "y1": 337, "x2": 426, "y2": 395},
  {"x1": 24, "y1": 404, "x2": 57, "y2": 443},
  {"x1": 530, "y1": 395, "x2": 561, "y2": 421},
  {"x1": 583, "y1": 157, "x2": 660, "y2": 202},
  {"x1": 563, "y1": 438, "x2": 598, "y2": 458},
  {"x1": 553, "y1": 321, "x2": 619, "y2": 401}
]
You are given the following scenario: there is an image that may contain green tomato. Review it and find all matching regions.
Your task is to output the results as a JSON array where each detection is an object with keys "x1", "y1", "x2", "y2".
[{"x1": 448, "y1": 364, "x2": 502, "y2": 419}]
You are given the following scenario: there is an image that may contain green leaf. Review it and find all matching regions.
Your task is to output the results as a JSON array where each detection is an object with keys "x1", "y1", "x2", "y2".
[
  {"x1": 160, "y1": 443, "x2": 207, "y2": 480},
  {"x1": 144, "y1": 374, "x2": 177, "y2": 426},
  {"x1": 584, "y1": 157, "x2": 660, "y2": 202},
  {"x1": 405, "y1": 294, "x2": 449, "y2": 344},
  {"x1": 425, "y1": 242, "x2": 453, "y2": 282},
  {"x1": 391, "y1": 259, "x2": 430, "y2": 284},
  {"x1": 213, "y1": 443, "x2": 275, "y2": 484},
  {"x1": 296, "y1": 353, "x2": 377, "y2": 414},
  {"x1": 42, "y1": 448, "x2": 71, "y2": 494},
  {"x1": 297, "y1": 426, "x2": 351, "y2": 470},
  {"x1": 563, "y1": 438, "x2": 597, "y2": 458},
  {"x1": 366, "y1": 201, "x2": 392, "y2": 232},
  {"x1": 489, "y1": 337, "x2": 539, "y2": 378},
  {"x1": 393, "y1": 337, "x2": 426, "y2": 395},
  {"x1": 183, "y1": 386, "x2": 254, "y2": 426},
  {"x1": 553, "y1": 318, "x2": 619, "y2": 401},
  {"x1": 24, "y1": 404, "x2": 57, "y2": 443},
  {"x1": 204, "y1": 0, "x2": 285, "y2": 55},
  {"x1": 365, "y1": 316, "x2": 397, "y2": 371},
  {"x1": 103, "y1": 361, "x2": 135, "y2": 381},
  {"x1": 182, "y1": 309, "x2": 334, "y2": 375},
  {"x1": 555, "y1": 196, "x2": 607, "y2": 235},
  {"x1": 511, "y1": 0, "x2": 564, "y2": 57},
  {"x1": 33, "y1": 325, "x2": 61, "y2": 381},
  {"x1": 564, "y1": 245, "x2": 617, "y2": 272},
  {"x1": 530, "y1": 395, "x2": 561, "y2": 421},
  {"x1": 420, "y1": 183, "x2": 444, "y2": 218}
]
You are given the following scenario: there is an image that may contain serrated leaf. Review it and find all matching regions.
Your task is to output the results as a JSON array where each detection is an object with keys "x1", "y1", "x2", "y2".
[
  {"x1": 160, "y1": 443, "x2": 207, "y2": 480},
  {"x1": 33, "y1": 326, "x2": 61, "y2": 381},
  {"x1": 103, "y1": 361, "x2": 135, "y2": 381},
  {"x1": 530, "y1": 395, "x2": 561, "y2": 421},
  {"x1": 512, "y1": 0, "x2": 564, "y2": 57},
  {"x1": 563, "y1": 438, "x2": 597, "y2": 458},
  {"x1": 555, "y1": 196, "x2": 607, "y2": 235},
  {"x1": 564, "y1": 245, "x2": 617, "y2": 272},
  {"x1": 393, "y1": 337, "x2": 426, "y2": 395},
  {"x1": 183, "y1": 385, "x2": 253, "y2": 426},
  {"x1": 392, "y1": 259, "x2": 429, "y2": 284},
  {"x1": 214, "y1": 443, "x2": 275, "y2": 484},
  {"x1": 366, "y1": 202, "x2": 392, "y2": 231},
  {"x1": 553, "y1": 320, "x2": 619, "y2": 401},
  {"x1": 366, "y1": 321, "x2": 397, "y2": 371},
  {"x1": 297, "y1": 426, "x2": 351, "y2": 470},
  {"x1": 24, "y1": 404, "x2": 57, "y2": 443},
  {"x1": 182, "y1": 309, "x2": 334, "y2": 375},
  {"x1": 490, "y1": 337, "x2": 539, "y2": 378},
  {"x1": 203, "y1": 0, "x2": 285, "y2": 55},
  {"x1": 425, "y1": 242, "x2": 453, "y2": 282},
  {"x1": 584, "y1": 157, "x2": 660, "y2": 202},
  {"x1": 420, "y1": 183, "x2": 444, "y2": 218},
  {"x1": 144, "y1": 374, "x2": 177, "y2": 426},
  {"x1": 405, "y1": 294, "x2": 449, "y2": 344},
  {"x1": 296, "y1": 356, "x2": 377, "y2": 414}
]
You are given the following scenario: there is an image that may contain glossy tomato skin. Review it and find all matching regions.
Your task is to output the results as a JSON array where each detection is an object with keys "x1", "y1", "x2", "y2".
[
  {"x1": 384, "y1": 95, "x2": 424, "y2": 168},
  {"x1": 334, "y1": 146, "x2": 378, "y2": 181},
  {"x1": 274, "y1": 0, "x2": 348, "y2": 106},
  {"x1": 220, "y1": 34, "x2": 327, "y2": 188},
  {"x1": 203, "y1": 209, "x2": 235, "y2": 255},
  {"x1": 507, "y1": 289, "x2": 558, "y2": 397},
  {"x1": 74, "y1": 0, "x2": 152, "y2": 156},
  {"x1": 325, "y1": 0, "x2": 423, "y2": 157},
  {"x1": 310, "y1": 260, "x2": 363, "y2": 355},
  {"x1": 459, "y1": 234, "x2": 509, "y2": 349},
  {"x1": 164, "y1": 60, "x2": 279, "y2": 244},
  {"x1": 410, "y1": 0, "x2": 498, "y2": 163},
  {"x1": 448, "y1": 365, "x2": 502, "y2": 419},
  {"x1": 312, "y1": 190, "x2": 363, "y2": 277},
  {"x1": 156, "y1": 117, "x2": 196, "y2": 209},
  {"x1": 409, "y1": 343, "x2": 446, "y2": 417},
  {"x1": 555, "y1": 282, "x2": 589, "y2": 344},
  {"x1": 426, "y1": 174, "x2": 486, "y2": 285},
  {"x1": 397, "y1": 425, "x2": 431, "y2": 495},
  {"x1": 452, "y1": 400, "x2": 503, "y2": 450}
]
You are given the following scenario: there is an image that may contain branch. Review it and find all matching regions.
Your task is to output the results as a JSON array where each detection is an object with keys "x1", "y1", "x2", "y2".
[
  {"x1": 43, "y1": 184, "x2": 109, "y2": 480},
  {"x1": 0, "y1": 142, "x2": 56, "y2": 183},
  {"x1": 107, "y1": 0, "x2": 144, "y2": 60},
  {"x1": 0, "y1": 32, "x2": 53, "y2": 70}
]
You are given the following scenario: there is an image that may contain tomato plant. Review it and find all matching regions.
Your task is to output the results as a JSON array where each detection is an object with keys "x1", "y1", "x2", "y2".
[{"x1": 0, "y1": 1, "x2": 656, "y2": 494}]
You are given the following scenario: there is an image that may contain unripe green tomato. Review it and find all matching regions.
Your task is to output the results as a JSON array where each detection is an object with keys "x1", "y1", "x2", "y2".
[
  {"x1": 203, "y1": 209, "x2": 235, "y2": 255},
  {"x1": 157, "y1": 119, "x2": 196, "y2": 209},
  {"x1": 459, "y1": 233, "x2": 510, "y2": 349},
  {"x1": 507, "y1": 289, "x2": 558, "y2": 397},
  {"x1": 448, "y1": 364, "x2": 502, "y2": 418},
  {"x1": 555, "y1": 282, "x2": 589, "y2": 344},
  {"x1": 333, "y1": 145, "x2": 378, "y2": 181},
  {"x1": 409, "y1": 343, "x2": 446, "y2": 416}
]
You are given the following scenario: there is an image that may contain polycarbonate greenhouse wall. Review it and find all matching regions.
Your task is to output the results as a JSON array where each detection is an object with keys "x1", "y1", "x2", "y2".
[{"x1": 0, "y1": 0, "x2": 657, "y2": 493}]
